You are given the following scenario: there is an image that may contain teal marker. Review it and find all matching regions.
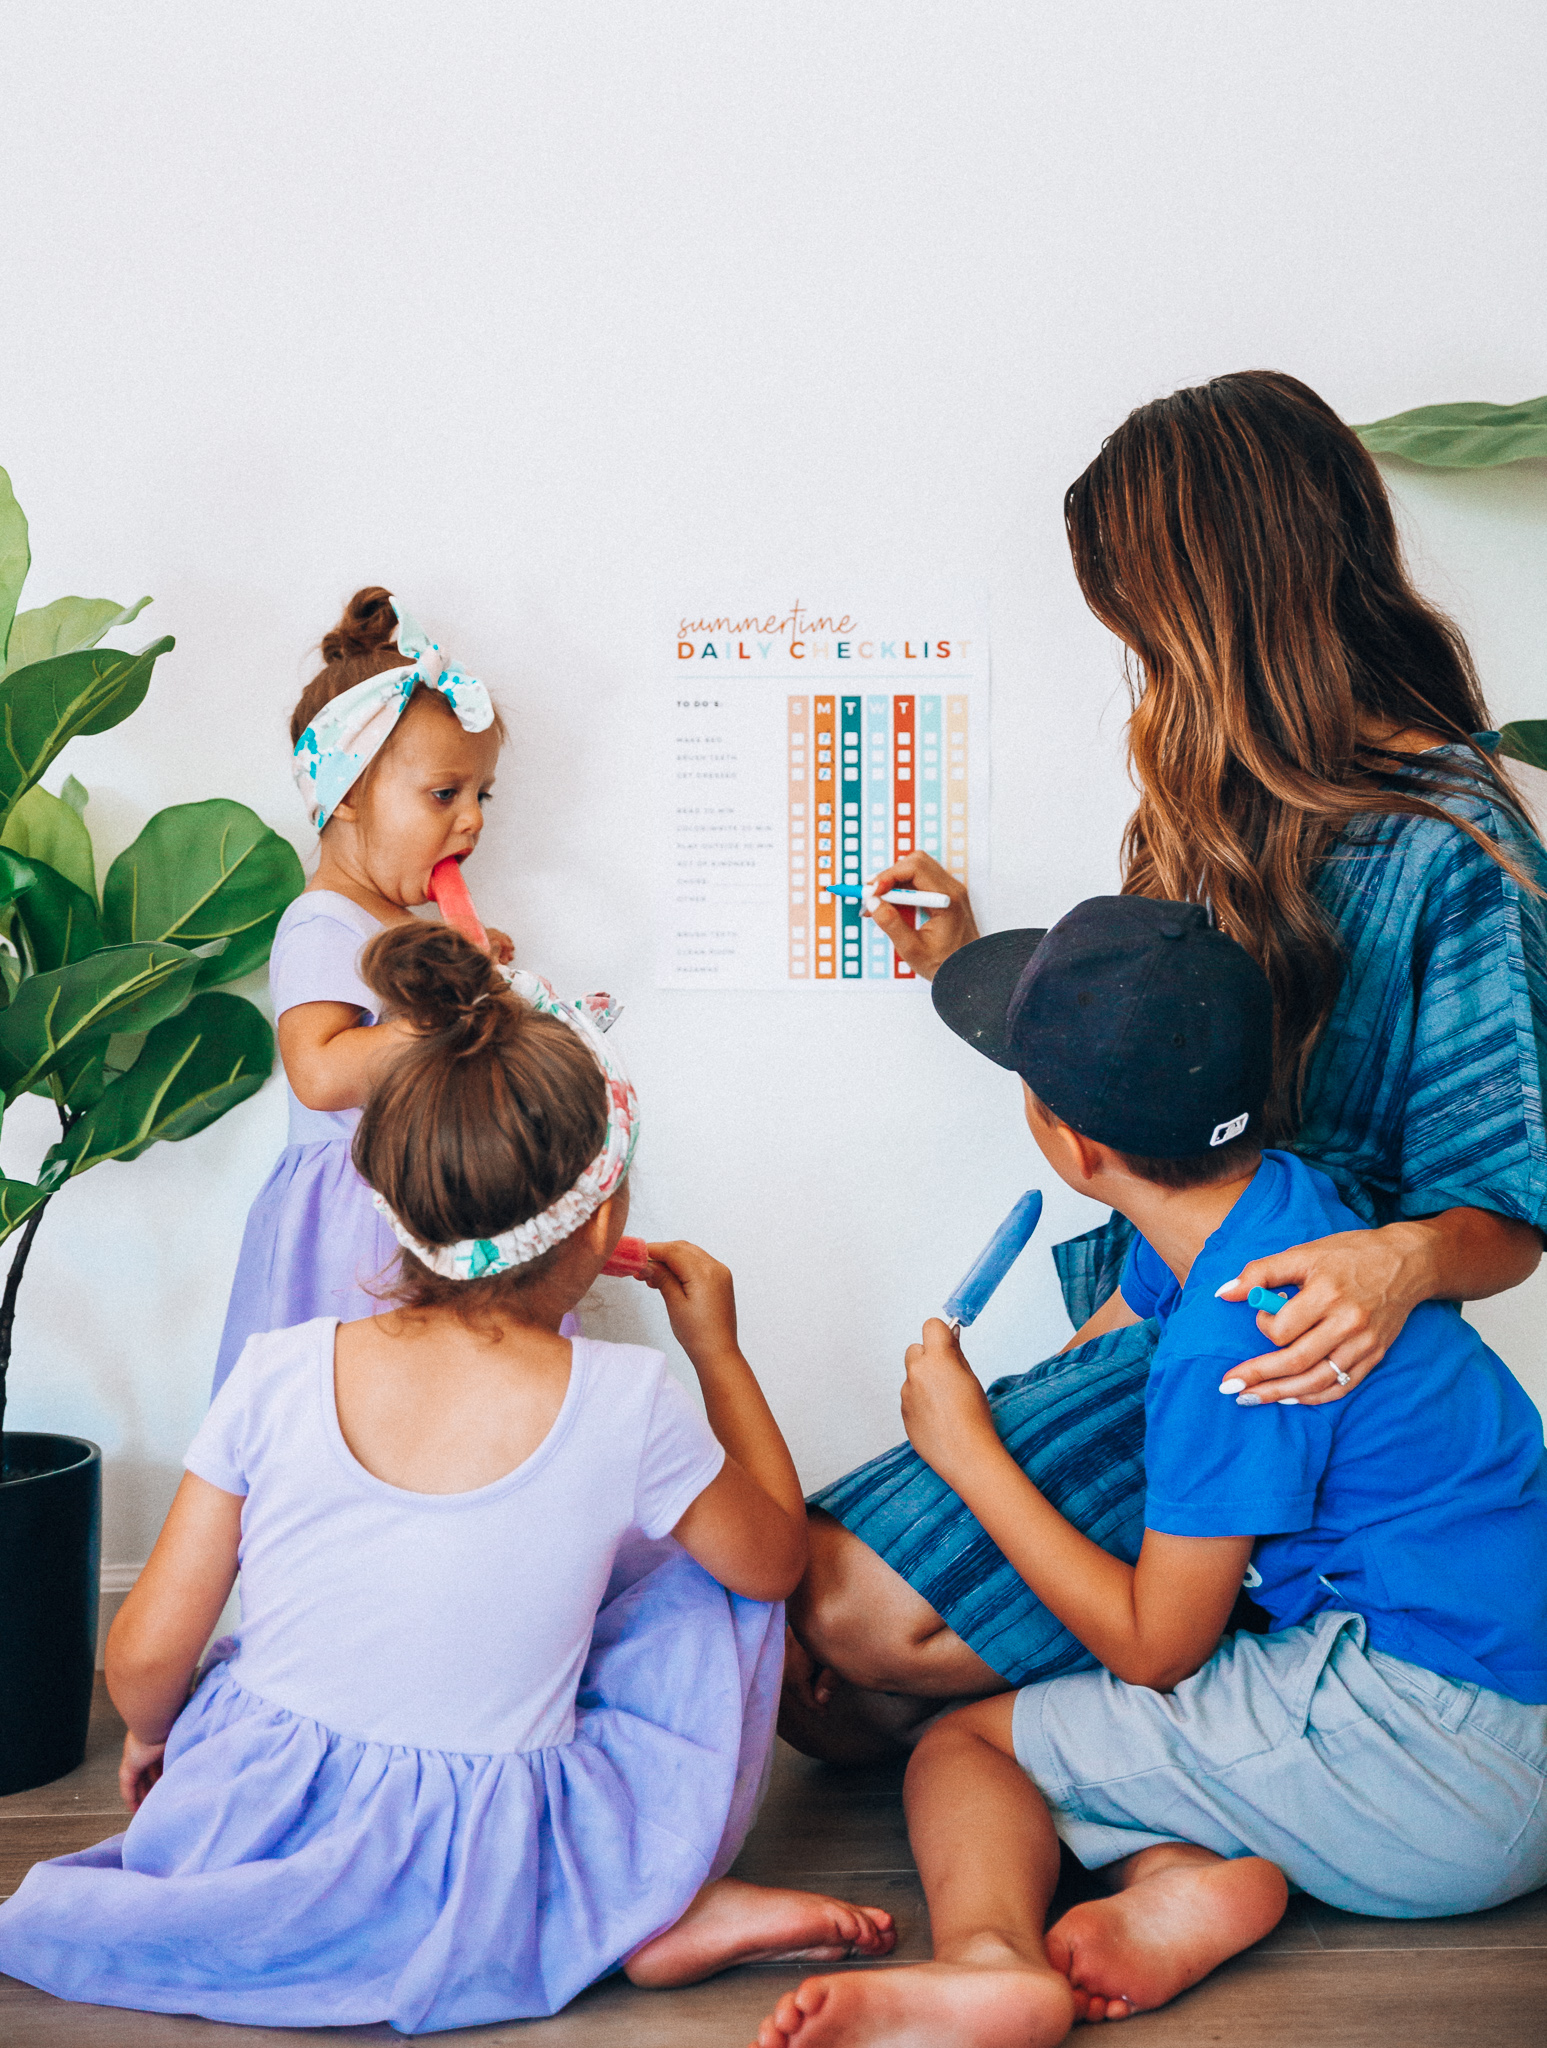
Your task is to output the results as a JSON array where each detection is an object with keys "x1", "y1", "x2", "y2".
[
  {"x1": 1248, "y1": 1286, "x2": 1289, "y2": 1315},
  {"x1": 823, "y1": 882, "x2": 952, "y2": 908}
]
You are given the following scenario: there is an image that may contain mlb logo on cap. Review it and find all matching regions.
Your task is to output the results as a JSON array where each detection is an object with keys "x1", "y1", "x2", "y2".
[{"x1": 932, "y1": 897, "x2": 1274, "y2": 1160}]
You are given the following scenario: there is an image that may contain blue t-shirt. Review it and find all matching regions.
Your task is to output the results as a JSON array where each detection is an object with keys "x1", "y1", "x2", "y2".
[{"x1": 1120, "y1": 1150, "x2": 1547, "y2": 1703}]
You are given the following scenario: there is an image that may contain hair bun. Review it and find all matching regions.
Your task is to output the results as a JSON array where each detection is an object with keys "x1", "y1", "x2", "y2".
[
  {"x1": 321, "y1": 586, "x2": 400, "y2": 667},
  {"x1": 360, "y1": 923, "x2": 507, "y2": 1053}
]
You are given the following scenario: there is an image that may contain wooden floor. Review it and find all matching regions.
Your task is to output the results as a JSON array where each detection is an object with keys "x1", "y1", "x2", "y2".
[{"x1": 2, "y1": 1681, "x2": 1544, "y2": 2044}]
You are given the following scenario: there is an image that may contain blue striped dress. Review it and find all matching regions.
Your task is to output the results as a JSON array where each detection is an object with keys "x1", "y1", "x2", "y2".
[{"x1": 812, "y1": 746, "x2": 1547, "y2": 1684}]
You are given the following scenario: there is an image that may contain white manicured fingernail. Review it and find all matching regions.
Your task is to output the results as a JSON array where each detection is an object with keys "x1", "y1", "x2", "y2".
[
  {"x1": 1219, "y1": 1379, "x2": 1245, "y2": 1395},
  {"x1": 1280, "y1": 1397, "x2": 1300, "y2": 1406},
  {"x1": 1214, "y1": 1283, "x2": 1233, "y2": 1297},
  {"x1": 1235, "y1": 1393, "x2": 1262, "y2": 1407}
]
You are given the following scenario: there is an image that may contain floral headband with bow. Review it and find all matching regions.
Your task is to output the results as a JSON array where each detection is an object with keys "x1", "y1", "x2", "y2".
[
  {"x1": 371, "y1": 969, "x2": 639, "y2": 1281},
  {"x1": 292, "y1": 601, "x2": 495, "y2": 830}
]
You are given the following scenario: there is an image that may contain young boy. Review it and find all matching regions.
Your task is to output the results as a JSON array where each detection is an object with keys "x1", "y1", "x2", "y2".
[{"x1": 757, "y1": 896, "x2": 1547, "y2": 2048}]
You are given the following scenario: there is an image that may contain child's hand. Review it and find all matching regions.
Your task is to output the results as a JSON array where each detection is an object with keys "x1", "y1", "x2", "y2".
[
  {"x1": 484, "y1": 925, "x2": 515, "y2": 966},
  {"x1": 646, "y1": 1241, "x2": 739, "y2": 1365},
  {"x1": 119, "y1": 1731, "x2": 167, "y2": 1812},
  {"x1": 901, "y1": 1318, "x2": 1004, "y2": 1486}
]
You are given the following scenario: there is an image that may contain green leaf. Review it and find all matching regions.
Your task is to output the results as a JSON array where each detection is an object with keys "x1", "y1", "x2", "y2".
[
  {"x1": 45, "y1": 1029, "x2": 144, "y2": 1114},
  {"x1": 0, "y1": 636, "x2": 174, "y2": 829},
  {"x1": 12, "y1": 854, "x2": 103, "y2": 972},
  {"x1": 1, "y1": 783, "x2": 96, "y2": 899},
  {"x1": 0, "y1": 468, "x2": 29, "y2": 668},
  {"x1": 0, "y1": 942, "x2": 198, "y2": 1102},
  {"x1": 45, "y1": 991, "x2": 274, "y2": 1175},
  {"x1": 1353, "y1": 396, "x2": 1547, "y2": 469},
  {"x1": 101, "y1": 799, "x2": 302, "y2": 987},
  {"x1": 1498, "y1": 721, "x2": 1547, "y2": 773},
  {"x1": 60, "y1": 774, "x2": 88, "y2": 818},
  {"x1": 0, "y1": 846, "x2": 37, "y2": 913},
  {"x1": 1, "y1": 596, "x2": 151, "y2": 678},
  {"x1": 44, "y1": 1041, "x2": 107, "y2": 1112},
  {"x1": 0, "y1": 1174, "x2": 49, "y2": 1249}
]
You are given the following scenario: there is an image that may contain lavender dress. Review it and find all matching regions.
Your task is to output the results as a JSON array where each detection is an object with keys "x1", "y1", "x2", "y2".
[
  {"x1": 212, "y1": 891, "x2": 397, "y2": 1398},
  {"x1": 213, "y1": 892, "x2": 577, "y2": 1399},
  {"x1": 0, "y1": 1321, "x2": 783, "y2": 2033}
]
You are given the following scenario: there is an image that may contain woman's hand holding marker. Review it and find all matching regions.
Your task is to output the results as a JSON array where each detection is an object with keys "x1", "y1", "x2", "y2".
[
  {"x1": 1214, "y1": 1226, "x2": 1428, "y2": 1405},
  {"x1": 865, "y1": 850, "x2": 979, "y2": 983}
]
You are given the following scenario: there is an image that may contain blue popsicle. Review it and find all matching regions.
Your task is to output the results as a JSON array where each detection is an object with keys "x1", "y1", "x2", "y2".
[{"x1": 943, "y1": 1189, "x2": 1045, "y2": 1328}]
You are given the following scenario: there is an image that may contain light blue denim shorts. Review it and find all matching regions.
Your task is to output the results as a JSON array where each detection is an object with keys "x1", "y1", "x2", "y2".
[{"x1": 1011, "y1": 1610, "x2": 1547, "y2": 1917}]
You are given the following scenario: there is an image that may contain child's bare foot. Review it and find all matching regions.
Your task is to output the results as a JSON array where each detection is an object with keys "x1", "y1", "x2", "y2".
[
  {"x1": 752, "y1": 1958, "x2": 1073, "y2": 2047},
  {"x1": 626, "y1": 1878, "x2": 896, "y2": 1988},
  {"x1": 1046, "y1": 1849, "x2": 1287, "y2": 2020}
]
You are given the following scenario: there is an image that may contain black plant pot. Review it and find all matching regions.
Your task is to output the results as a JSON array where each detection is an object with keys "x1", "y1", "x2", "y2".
[{"x1": 0, "y1": 1434, "x2": 101, "y2": 1795}]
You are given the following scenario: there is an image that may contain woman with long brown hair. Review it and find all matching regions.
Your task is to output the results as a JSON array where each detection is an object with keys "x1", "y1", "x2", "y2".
[{"x1": 787, "y1": 371, "x2": 1547, "y2": 1754}]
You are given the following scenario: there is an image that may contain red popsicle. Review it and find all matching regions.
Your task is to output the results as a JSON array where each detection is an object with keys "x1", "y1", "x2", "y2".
[
  {"x1": 601, "y1": 1235, "x2": 653, "y2": 1280},
  {"x1": 428, "y1": 856, "x2": 489, "y2": 952}
]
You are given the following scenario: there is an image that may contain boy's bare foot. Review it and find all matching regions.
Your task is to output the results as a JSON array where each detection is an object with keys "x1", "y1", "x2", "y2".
[
  {"x1": 1046, "y1": 1850, "x2": 1287, "y2": 2020},
  {"x1": 752, "y1": 1958, "x2": 1074, "y2": 2047},
  {"x1": 626, "y1": 1878, "x2": 896, "y2": 1988}
]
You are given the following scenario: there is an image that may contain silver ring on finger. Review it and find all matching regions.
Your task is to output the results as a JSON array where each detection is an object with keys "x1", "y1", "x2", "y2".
[{"x1": 1327, "y1": 1359, "x2": 1352, "y2": 1388}]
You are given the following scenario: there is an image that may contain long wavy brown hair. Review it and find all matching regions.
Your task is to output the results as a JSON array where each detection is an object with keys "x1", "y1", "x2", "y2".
[{"x1": 1065, "y1": 369, "x2": 1534, "y2": 1138}]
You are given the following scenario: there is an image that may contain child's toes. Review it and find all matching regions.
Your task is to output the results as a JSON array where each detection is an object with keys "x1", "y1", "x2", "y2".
[
  {"x1": 853, "y1": 1908, "x2": 896, "y2": 1954},
  {"x1": 754, "y1": 1982, "x2": 828, "y2": 2044},
  {"x1": 752, "y1": 1991, "x2": 794, "y2": 2044}
]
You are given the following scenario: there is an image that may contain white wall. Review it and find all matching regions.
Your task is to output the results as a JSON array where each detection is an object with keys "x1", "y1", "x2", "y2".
[{"x1": 3, "y1": 1, "x2": 1544, "y2": 1589}]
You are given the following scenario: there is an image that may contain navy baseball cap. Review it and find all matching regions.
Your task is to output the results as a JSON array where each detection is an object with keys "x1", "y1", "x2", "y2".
[{"x1": 931, "y1": 897, "x2": 1273, "y2": 1158}]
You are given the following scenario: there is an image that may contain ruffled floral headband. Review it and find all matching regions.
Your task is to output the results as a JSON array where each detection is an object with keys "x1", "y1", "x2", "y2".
[
  {"x1": 371, "y1": 970, "x2": 638, "y2": 1281},
  {"x1": 292, "y1": 601, "x2": 495, "y2": 830}
]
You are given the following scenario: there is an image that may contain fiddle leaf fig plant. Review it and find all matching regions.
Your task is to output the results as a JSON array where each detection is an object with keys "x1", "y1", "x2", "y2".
[
  {"x1": 1354, "y1": 395, "x2": 1547, "y2": 471},
  {"x1": 0, "y1": 465, "x2": 304, "y2": 1469},
  {"x1": 1354, "y1": 397, "x2": 1547, "y2": 775}
]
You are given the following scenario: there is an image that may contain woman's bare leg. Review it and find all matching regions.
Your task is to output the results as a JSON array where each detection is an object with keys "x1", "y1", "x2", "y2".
[
  {"x1": 752, "y1": 1697, "x2": 1075, "y2": 2047},
  {"x1": 781, "y1": 1512, "x2": 1005, "y2": 1760}
]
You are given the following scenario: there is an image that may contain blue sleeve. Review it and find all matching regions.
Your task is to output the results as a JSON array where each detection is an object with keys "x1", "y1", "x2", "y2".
[
  {"x1": 1144, "y1": 1346, "x2": 1332, "y2": 1536},
  {"x1": 1397, "y1": 821, "x2": 1547, "y2": 1230},
  {"x1": 1120, "y1": 1233, "x2": 1181, "y2": 1323}
]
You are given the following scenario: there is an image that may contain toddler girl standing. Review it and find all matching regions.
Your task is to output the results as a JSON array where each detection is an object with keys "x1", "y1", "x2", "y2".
[
  {"x1": 0, "y1": 924, "x2": 894, "y2": 2031},
  {"x1": 214, "y1": 587, "x2": 528, "y2": 1396}
]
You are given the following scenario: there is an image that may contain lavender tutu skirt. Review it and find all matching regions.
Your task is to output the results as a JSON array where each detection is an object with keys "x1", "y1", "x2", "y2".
[
  {"x1": 0, "y1": 1548, "x2": 782, "y2": 2033},
  {"x1": 213, "y1": 1139, "x2": 398, "y2": 1397}
]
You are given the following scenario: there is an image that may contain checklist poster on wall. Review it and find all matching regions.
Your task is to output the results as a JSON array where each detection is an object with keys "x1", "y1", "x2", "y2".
[{"x1": 657, "y1": 597, "x2": 989, "y2": 989}]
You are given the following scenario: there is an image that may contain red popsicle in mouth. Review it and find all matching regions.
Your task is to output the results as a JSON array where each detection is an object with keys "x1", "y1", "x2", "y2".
[
  {"x1": 601, "y1": 1235, "x2": 653, "y2": 1281},
  {"x1": 428, "y1": 856, "x2": 489, "y2": 952}
]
